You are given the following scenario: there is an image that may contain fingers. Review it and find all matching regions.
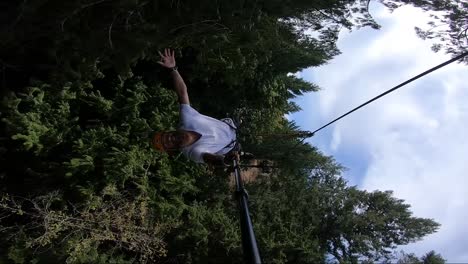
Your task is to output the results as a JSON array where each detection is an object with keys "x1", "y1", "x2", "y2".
[
  {"x1": 159, "y1": 49, "x2": 175, "y2": 57},
  {"x1": 159, "y1": 49, "x2": 175, "y2": 65}
]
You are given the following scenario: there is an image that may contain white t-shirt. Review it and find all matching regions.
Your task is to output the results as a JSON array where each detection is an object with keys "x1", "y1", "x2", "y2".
[{"x1": 179, "y1": 104, "x2": 236, "y2": 163}]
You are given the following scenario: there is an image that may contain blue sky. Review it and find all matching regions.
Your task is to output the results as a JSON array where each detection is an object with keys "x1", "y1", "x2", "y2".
[{"x1": 290, "y1": 3, "x2": 468, "y2": 262}]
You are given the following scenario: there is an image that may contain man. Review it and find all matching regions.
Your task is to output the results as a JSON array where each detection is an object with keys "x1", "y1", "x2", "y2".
[{"x1": 152, "y1": 49, "x2": 237, "y2": 165}]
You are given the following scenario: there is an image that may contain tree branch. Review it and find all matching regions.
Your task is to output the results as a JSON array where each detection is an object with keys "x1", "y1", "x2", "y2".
[{"x1": 61, "y1": 0, "x2": 110, "y2": 31}]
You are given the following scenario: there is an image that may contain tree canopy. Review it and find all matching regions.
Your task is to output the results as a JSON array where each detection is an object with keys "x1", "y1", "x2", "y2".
[
  {"x1": 396, "y1": 250, "x2": 446, "y2": 264},
  {"x1": 380, "y1": 0, "x2": 468, "y2": 63},
  {"x1": 0, "y1": 0, "x2": 443, "y2": 263}
]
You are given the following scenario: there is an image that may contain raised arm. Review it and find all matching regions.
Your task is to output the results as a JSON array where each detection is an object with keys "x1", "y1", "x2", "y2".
[{"x1": 158, "y1": 48, "x2": 189, "y2": 105}]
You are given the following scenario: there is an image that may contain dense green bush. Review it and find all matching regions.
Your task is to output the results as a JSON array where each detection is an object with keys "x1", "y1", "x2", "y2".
[{"x1": 0, "y1": 0, "x2": 442, "y2": 263}]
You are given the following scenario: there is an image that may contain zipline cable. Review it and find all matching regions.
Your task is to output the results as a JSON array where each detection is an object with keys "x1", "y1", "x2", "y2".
[
  {"x1": 228, "y1": 52, "x2": 467, "y2": 263},
  {"x1": 310, "y1": 51, "x2": 468, "y2": 135}
]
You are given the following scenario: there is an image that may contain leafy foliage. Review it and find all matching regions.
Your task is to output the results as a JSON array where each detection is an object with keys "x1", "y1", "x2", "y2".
[
  {"x1": 380, "y1": 0, "x2": 468, "y2": 63},
  {"x1": 248, "y1": 159, "x2": 439, "y2": 263},
  {"x1": 1, "y1": 191, "x2": 170, "y2": 263},
  {"x1": 0, "y1": 0, "x2": 442, "y2": 263},
  {"x1": 396, "y1": 250, "x2": 446, "y2": 264}
]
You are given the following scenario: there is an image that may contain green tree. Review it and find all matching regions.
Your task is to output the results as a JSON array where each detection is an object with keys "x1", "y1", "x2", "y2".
[
  {"x1": 0, "y1": 0, "x2": 442, "y2": 262},
  {"x1": 381, "y1": 0, "x2": 468, "y2": 63},
  {"x1": 1, "y1": 191, "x2": 170, "y2": 263},
  {"x1": 421, "y1": 250, "x2": 445, "y2": 264},
  {"x1": 396, "y1": 250, "x2": 445, "y2": 264},
  {"x1": 248, "y1": 153, "x2": 439, "y2": 263}
]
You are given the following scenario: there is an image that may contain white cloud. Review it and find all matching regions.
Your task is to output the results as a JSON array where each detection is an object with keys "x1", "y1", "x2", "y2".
[
  {"x1": 330, "y1": 128, "x2": 341, "y2": 152},
  {"x1": 293, "y1": 3, "x2": 468, "y2": 262},
  {"x1": 361, "y1": 69, "x2": 468, "y2": 261}
]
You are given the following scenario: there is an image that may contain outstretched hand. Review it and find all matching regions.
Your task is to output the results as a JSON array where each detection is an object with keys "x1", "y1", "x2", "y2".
[{"x1": 157, "y1": 48, "x2": 176, "y2": 68}]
